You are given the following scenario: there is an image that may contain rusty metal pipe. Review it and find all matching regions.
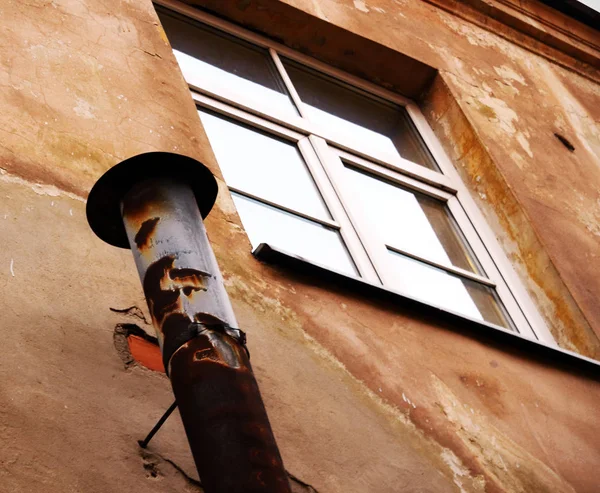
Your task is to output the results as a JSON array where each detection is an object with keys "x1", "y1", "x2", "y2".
[
  {"x1": 121, "y1": 178, "x2": 239, "y2": 369},
  {"x1": 86, "y1": 153, "x2": 290, "y2": 493}
]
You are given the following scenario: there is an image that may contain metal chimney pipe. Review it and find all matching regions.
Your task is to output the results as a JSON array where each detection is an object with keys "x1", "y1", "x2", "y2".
[{"x1": 86, "y1": 152, "x2": 291, "y2": 493}]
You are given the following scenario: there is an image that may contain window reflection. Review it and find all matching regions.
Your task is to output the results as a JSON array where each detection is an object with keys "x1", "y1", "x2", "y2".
[
  {"x1": 233, "y1": 194, "x2": 357, "y2": 276},
  {"x1": 156, "y1": 7, "x2": 298, "y2": 119},
  {"x1": 344, "y1": 166, "x2": 480, "y2": 273},
  {"x1": 386, "y1": 251, "x2": 510, "y2": 327},
  {"x1": 199, "y1": 109, "x2": 331, "y2": 220},
  {"x1": 282, "y1": 59, "x2": 439, "y2": 170}
]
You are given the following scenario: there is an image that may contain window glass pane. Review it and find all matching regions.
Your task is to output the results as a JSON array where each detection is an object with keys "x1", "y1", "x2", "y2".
[
  {"x1": 157, "y1": 7, "x2": 298, "y2": 118},
  {"x1": 233, "y1": 194, "x2": 357, "y2": 276},
  {"x1": 344, "y1": 165, "x2": 481, "y2": 274},
  {"x1": 199, "y1": 110, "x2": 331, "y2": 220},
  {"x1": 282, "y1": 59, "x2": 438, "y2": 170},
  {"x1": 387, "y1": 251, "x2": 511, "y2": 328}
]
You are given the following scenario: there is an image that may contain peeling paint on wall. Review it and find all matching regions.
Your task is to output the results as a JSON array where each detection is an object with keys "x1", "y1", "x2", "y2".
[
  {"x1": 432, "y1": 375, "x2": 577, "y2": 493},
  {"x1": 73, "y1": 97, "x2": 96, "y2": 120},
  {"x1": 353, "y1": 0, "x2": 370, "y2": 14}
]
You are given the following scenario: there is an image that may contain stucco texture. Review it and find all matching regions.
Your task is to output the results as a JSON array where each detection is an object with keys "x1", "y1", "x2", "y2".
[{"x1": 0, "y1": 0, "x2": 600, "y2": 492}]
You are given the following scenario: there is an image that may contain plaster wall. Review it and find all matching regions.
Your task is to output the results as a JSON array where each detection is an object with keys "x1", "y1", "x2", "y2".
[{"x1": 0, "y1": 1, "x2": 599, "y2": 492}]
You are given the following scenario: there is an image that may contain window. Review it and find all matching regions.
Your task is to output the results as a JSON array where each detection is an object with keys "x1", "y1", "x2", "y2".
[{"x1": 155, "y1": 1, "x2": 554, "y2": 343}]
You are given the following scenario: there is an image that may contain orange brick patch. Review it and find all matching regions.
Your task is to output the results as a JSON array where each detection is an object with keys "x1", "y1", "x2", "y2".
[{"x1": 127, "y1": 334, "x2": 165, "y2": 373}]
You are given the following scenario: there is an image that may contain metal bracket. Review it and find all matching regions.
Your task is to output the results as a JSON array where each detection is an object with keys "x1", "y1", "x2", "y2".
[
  {"x1": 190, "y1": 322, "x2": 250, "y2": 359},
  {"x1": 138, "y1": 401, "x2": 178, "y2": 449}
]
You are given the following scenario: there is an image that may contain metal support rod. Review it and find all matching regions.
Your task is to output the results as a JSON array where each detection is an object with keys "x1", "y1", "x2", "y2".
[
  {"x1": 86, "y1": 153, "x2": 291, "y2": 493},
  {"x1": 138, "y1": 401, "x2": 178, "y2": 449}
]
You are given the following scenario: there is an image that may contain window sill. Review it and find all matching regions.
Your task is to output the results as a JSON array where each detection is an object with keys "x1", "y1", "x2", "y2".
[{"x1": 252, "y1": 243, "x2": 600, "y2": 374}]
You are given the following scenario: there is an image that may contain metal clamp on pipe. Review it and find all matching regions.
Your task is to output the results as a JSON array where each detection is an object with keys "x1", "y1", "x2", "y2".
[
  {"x1": 86, "y1": 152, "x2": 290, "y2": 493},
  {"x1": 189, "y1": 321, "x2": 250, "y2": 358}
]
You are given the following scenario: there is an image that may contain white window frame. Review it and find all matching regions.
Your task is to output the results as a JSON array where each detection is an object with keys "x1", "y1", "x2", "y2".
[{"x1": 155, "y1": 0, "x2": 556, "y2": 345}]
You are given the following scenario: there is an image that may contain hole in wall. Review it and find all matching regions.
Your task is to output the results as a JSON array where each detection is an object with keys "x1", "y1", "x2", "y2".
[
  {"x1": 143, "y1": 460, "x2": 160, "y2": 479},
  {"x1": 554, "y1": 133, "x2": 575, "y2": 152},
  {"x1": 139, "y1": 449, "x2": 203, "y2": 488},
  {"x1": 114, "y1": 323, "x2": 165, "y2": 373}
]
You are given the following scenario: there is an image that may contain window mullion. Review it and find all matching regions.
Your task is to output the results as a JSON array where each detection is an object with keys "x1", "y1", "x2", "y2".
[
  {"x1": 336, "y1": 150, "x2": 454, "y2": 201},
  {"x1": 309, "y1": 136, "x2": 404, "y2": 285},
  {"x1": 298, "y1": 136, "x2": 381, "y2": 282},
  {"x1": 384, "y1": 244, "x2": 496, "y2": 287},
  {"x1": 193, "y1": 93, "x2": 307, "y2": 141},
  {"x1": 190, "y1": 88, "x2": 310, "y2": 135},
  {"x1": 228, "y1": 186, "x2": 340, "y2": 230},
  {"x1": 269, "y1": 49, "x2": 308, "y2": 119}
]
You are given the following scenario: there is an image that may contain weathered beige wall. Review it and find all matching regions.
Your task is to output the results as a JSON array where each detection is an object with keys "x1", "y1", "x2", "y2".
[{"x1": 1, "y1": 0, "x2": 600, "y2": 492}]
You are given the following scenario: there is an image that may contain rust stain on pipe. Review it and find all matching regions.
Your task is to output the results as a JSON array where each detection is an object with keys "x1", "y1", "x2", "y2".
[
  {"x1": 170, "y1": 332, "x2": 289, "y2": 493},
  {"x1": 143, "y1": 256, "x2": 209, "y2": 326},
  {"x1": 134, "y1": 217, "x2": 160, "y2": 248}
]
